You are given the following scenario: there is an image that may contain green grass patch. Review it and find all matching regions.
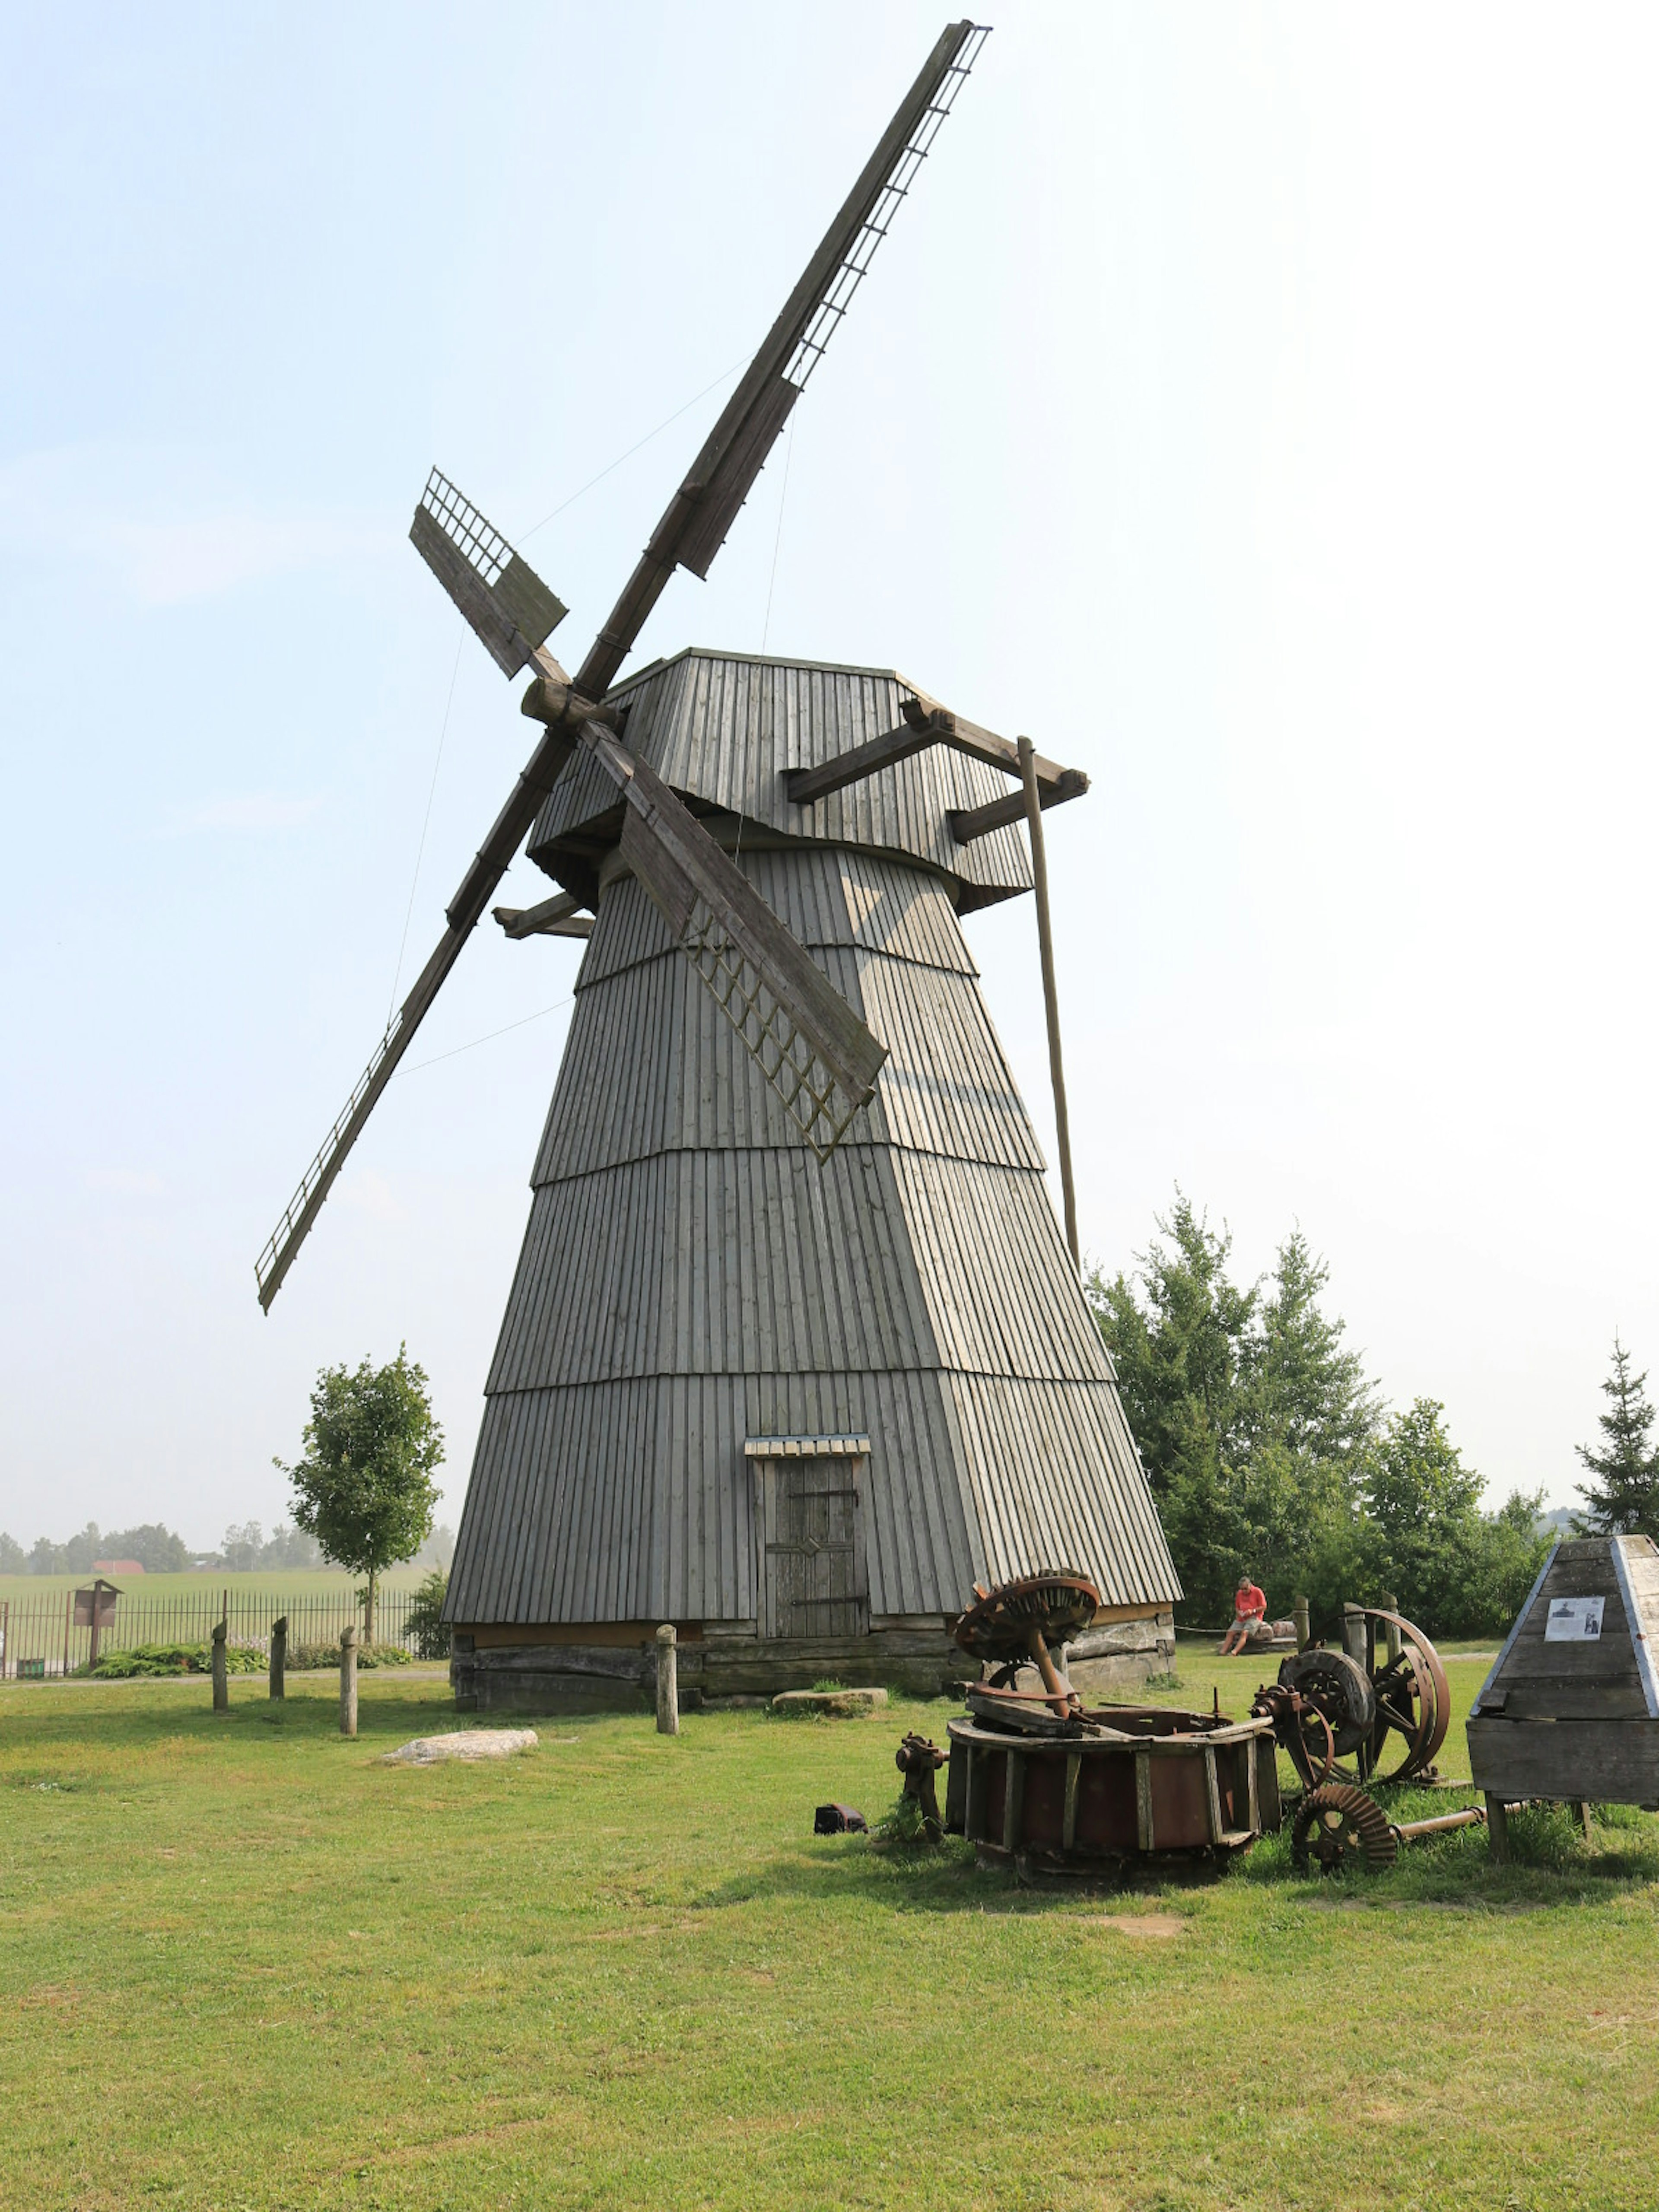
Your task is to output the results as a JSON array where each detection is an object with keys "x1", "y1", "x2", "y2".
[{"x1": 1, "y1": 1659, "x2": 1656, "y2": 2209}]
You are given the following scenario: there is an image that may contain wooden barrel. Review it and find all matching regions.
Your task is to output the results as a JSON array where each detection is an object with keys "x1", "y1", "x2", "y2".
[{"x1": 944, "y1": 1711, "x2": 1280, "y2": 1864}]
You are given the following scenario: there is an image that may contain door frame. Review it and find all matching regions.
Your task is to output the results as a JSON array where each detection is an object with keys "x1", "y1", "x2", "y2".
[{"x1": 745, "y1": 1433, "x2": 872, "y2": 1642}]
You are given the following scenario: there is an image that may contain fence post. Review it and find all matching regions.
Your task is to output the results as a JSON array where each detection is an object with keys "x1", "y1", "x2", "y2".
[
  {"x1": 1379, "y1": 1592, "x2": 1402, "y2": 1665},
  {"x1": 1294, "y1": 1596, "x2": 1311, "y2": 1653},
  {"x1": 1, "y1": 1599, "x2": 8, "y2": 1681},
  {"x1": 211, "y1": 1621, "x2": 229, "y2": 1713},
  {"x1": 655, "y1": 1623, "x2": 679, "y2": 1736},
  {"x1": 64, "y1": 1588, "x2": 73, "y2": 1679},
  {"x1": 270, "y1": 1616, "x2": 287, "y2": 1701},
  {"x1": 339, "y1": 1627, "x2": 359, "y2": 1738}
]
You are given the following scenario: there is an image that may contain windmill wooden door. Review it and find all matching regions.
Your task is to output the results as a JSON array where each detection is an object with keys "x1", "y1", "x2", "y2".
[{"x1": 756, "y1": 1453, "x2": 869, "y2": 1640}]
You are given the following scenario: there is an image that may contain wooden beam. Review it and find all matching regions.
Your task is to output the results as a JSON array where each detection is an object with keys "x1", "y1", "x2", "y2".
[
  {"x1": 1020, "y1": 735, "x2": 1079, "y2": 1271},
  {"x1": 785, "y1": 704, "x2": 951, "y2": 804},
  {"x1": 915, "y1": 699, "x2": 1071, "y2": 792},
  {"x1": 949, "y1": 768, "x2": 1087, "y2": 845},
  {"x1": 493, "y1": 892, "x2": 593, "y2": 940}
]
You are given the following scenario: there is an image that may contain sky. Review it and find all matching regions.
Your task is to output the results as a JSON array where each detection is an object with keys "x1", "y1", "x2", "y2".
[{"x1": 3, "y1": 2, "x2": 1656, "y2": 1550}]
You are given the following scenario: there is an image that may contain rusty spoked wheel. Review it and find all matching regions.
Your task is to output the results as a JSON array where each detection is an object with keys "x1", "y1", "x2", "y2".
[
  {"x1": 1291, "y1": 1784, "x2": 1398, "y2": 1875},
  {"x1": 1274, "y1": 1647, "x2": 1376, "y2": 1760},
  {"x1": 1361, "y1": 1609, "x2": 1450, "y2": 1784}
]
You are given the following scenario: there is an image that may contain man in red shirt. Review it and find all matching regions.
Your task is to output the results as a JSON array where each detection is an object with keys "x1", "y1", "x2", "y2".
[{"x1": 1219, "y1": 1575, "x2": 1268, "y2": 1655}]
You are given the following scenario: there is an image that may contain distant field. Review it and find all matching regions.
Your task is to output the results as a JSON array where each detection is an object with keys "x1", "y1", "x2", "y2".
[
  {"x1": 0, "y1": 1564, "x2": 438, "y2": 1605},
  {"x1": 2, "y1": 1652, "x2": 1657, "y2": 2209}
]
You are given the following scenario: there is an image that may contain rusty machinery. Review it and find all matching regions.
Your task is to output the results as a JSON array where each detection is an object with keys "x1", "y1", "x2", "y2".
[
  {"x1": 1254, "y1": 1606, "x2": 1451, "y2": 1792},
  {"x1": 941, "y1": 1571, "x2": 1281, "y2": 1872},
  {"x1": 918, "y1": 1575, "x2": 1480, "y2": 1878}
]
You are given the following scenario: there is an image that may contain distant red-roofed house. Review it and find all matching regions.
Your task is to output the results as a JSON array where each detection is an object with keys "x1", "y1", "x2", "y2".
[{"x1": 93, "y1": 1560, "x2": 143, "y2": 1575}]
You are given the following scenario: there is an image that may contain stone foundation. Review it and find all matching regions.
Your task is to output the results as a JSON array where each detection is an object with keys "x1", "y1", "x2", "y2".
[{"x1": 449, "y1": 1608, "x2": 1175, "y2": 1715}]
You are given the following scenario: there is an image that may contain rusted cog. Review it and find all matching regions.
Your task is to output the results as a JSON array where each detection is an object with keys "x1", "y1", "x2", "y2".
[
  {"x1": 952, "y1": 1570, "x2": 1100, "y2": 1662},
  {"x1": 1291, "y1": 1784, "x2": 1398, "y2": 1875}
]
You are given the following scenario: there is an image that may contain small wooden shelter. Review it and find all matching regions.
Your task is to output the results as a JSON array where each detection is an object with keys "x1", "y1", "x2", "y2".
[
  {"x1": 445, "y1": 650, "x2": 1180, "y2": 1711},
  {"x1": 1467, "y1": 1535, "x2": 1659, "y2": 1843}
]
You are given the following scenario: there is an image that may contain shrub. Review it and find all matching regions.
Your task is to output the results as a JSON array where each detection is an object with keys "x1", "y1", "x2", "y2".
[
  {"x1": 403, "y1": 1568, "x2": 451, "y2": 1659},
  {"x1": 287, "y1": 1640, "x2": 412, "y2": 1671},
  {"x1": 91, "y1": 1642, "x2": 262, "y2": 1679}
]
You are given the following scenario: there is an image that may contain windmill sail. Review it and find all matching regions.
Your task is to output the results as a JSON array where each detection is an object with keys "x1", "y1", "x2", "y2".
[
  {"x1": 607, "y1": 747, "x2": 887, "y2": 1159},
  {"x1": 410, "y1": 471, "x2": 567, "y2": 677},
  {"x1": 255, "y1": 20, "x2": 987, "y2": 1306},
  {"x1": 575, "y1": 19, "x2": 989, "y2": 697}
]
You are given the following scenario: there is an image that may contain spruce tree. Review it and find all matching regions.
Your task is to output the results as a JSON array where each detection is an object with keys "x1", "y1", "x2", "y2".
[{"x1": 1575, "y1": 1337, "x2": 1659, "y2": 1538}]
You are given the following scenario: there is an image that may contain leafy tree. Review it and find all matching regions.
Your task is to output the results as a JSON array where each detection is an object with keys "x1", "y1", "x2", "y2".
[
  {"x1": 102, "y1": 1523, "x2": 192, "y2": 1573},
  {"x1": 277, "y1": 1346, "x2": 443, "y2": 1639},
  {"x1": 1358, "y1": 1398, "x2": 1549, "y2": 1636},
  {"x1": 0, "y1": 1531, "x2": 24, "y2": 1574},
  {"x1": 1089, "y1": 1195, "x2": 1376, "y2": 1621},
  {"x1": 221, "y1": 1522, "x2": 265, "y2": 1573},
  {"x1": 1574, "y1": 1337, "x2": 1659, "y2": 1538},
  {"x1": 1236, "y1": 1231, "x2": 1381, "y2": 1466}
]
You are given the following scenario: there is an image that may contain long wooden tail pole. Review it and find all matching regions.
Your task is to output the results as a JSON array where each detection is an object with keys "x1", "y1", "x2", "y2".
[{"x1": 1019, "y1": 735, "x2": 1079, "y2": 1269}]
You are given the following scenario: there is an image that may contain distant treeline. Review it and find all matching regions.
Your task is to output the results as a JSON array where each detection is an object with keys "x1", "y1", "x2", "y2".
[{"x1": 0, "y1": 1518, "x2": 455, "y2": 1577}]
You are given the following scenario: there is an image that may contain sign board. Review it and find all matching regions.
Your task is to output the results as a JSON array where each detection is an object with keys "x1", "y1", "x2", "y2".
[
  {"x1": 72, "y1": 1580, "x2": 121, "y2": 1629},
  {"x1": 1544, "y1": 1595, "x2": 1605, "y2": 1642}
]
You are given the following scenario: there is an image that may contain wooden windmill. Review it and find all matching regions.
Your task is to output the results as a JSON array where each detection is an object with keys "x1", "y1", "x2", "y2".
[{"x1": 257, "y1": 22, "x2": 1182, "y2": 1709}]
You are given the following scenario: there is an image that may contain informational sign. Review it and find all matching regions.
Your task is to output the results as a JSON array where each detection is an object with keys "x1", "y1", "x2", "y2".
[
  {"x1": 1544, "y1": 1595, "x2": 1605, "y2": 1642},
  {"x1": 72, "y1": 1581, "x2": 121, "y2": 1628}
]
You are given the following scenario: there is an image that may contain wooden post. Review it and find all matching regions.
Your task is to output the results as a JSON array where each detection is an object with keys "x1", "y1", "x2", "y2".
[
  {"x1": 1294, "y1": 1596, "x2": 1310, "y2": 1653},
  {"x1": 655, "y1": 1624, "x2": 679, "y2": 1736},
  {"x1": 340, "y1": 1626, "x2": 359, "y2": 1738},
  {"x1": 1, "y1": 1599, "x2": 7, "y2": 1682},
  {"x1": 1018, "y1": 734, "x2": 1079, "y2": 1271},
  {"x1": 210, "y1": 1621, "x2": 229, "y2": 1713},
  {"x1": 63, "y1": 1588, "x2": 72, "y2": 1679},
  {"x1": 1379, "y1": 1593, "x2": 1402, "y2": 1666},
  {"x1": 1485, "y1": 1793, "x2": 1510, "y2": 1865},
  {"x1": 1572, "y1": 1799, "x2": 1593, "y2": 1845},
  {"x1": 1341, "y1": 1604, "x2": 1366, "y2": 1667},
  {"x1": 269, "y1": 1616, "x2": 287, "y2": 1701}
]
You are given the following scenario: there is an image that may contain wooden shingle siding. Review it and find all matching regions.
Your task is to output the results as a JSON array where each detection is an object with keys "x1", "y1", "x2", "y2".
[
  {"x1": 529, "y1": 650, "x2": 1031, "y2": 907},
  {"x1": 448, "y1": 655, "x2": 1180, "y2": 1639}
]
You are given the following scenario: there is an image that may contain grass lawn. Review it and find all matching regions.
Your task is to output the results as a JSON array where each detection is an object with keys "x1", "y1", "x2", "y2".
[{"x1": 3, "y1": 1654, "x2": 1657, "y2": 2211}]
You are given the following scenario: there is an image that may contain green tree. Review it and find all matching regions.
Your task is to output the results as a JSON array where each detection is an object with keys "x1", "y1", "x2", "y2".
[
  {"x1": 1359, "y1": 1398, "x2": 1484, "y2": 1627},
  {"x1": 277, "y1": 1347, "x2": 443, "y2": 1639},
  {"x1": 0, "y1": 1530, "x2": 24, "y2": 1574},
  {"x1": 1089, "y1": 1195, "x2": 1376, "y2": 1622},
  {"x1": 103, "y1": 1523, "x2": 192, "y2": 1573},
  {"x1": 1357, "y1": 1398, "x2": 1550, "y2": 1636},
  {"x1": 1574, "y1": 1337, "x2": 1659, "y2": 1538},
  {"x1": 1236, "y1": 1230, "x2": 1381, "y2": 1466}
]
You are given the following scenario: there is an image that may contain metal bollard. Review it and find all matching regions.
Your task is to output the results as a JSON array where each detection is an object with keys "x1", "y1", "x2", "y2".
[
  {"x1": 269, "y1": 1615, "x2": 287, "y2": 1701},
  {"x1": 211, "y1": 1621, "x2": 229, "y2": 1714}
]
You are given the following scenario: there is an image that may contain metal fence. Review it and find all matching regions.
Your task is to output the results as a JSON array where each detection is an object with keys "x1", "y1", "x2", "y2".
[{"x1": 0, "y1": 1586, "x2": 425, "y2": 1679}]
